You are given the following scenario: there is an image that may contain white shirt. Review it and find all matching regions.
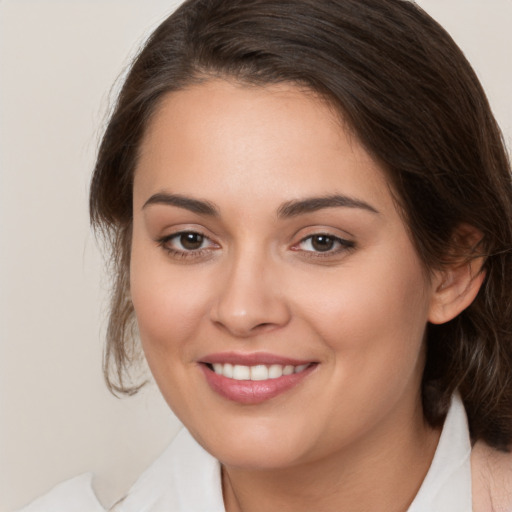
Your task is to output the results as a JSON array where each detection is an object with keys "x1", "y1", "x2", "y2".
[{"x1": 18, "y1": 395, "x2": 472, "y2": 512}]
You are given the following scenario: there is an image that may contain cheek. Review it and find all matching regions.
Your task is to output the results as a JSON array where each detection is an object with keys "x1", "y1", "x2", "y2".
[
  {"x1": 294, "y1": 241, "x2": 430, "y2": 377},
  {"x1": 293, "y1": 250, "x2": 430, "y2": 440},
  {"x1": 129, "y1": 236, "x2": 212, "y2": 362},
  {"x1": 129, "y1": 241, "x2": 217, "y2": 418}
]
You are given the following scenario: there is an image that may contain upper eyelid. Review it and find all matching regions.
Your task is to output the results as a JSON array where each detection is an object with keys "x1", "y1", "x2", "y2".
[
  {"x1": 298, "y1": 232, "x2": 350, "y2": 242},
  {"x1": 294, "y1": 229, "x2": 354, "y2": 244},
  {"x1": 157, "y1": 226, "x2": 217, "y2": 241},
  {"x1": 160, "y1": 230, "x2": 216, "y2": 245},
  {"x1": 294, "y1": 234, "x2": 354, "y2": 248},
  {"x1": 290, "y1": 221, "x2": 355, "y2": 239}
]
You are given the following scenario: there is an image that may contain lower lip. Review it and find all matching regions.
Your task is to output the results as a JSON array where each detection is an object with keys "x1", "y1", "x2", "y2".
[{"x1": 200, "y1": 364, "x2": 317, "y2": 404}]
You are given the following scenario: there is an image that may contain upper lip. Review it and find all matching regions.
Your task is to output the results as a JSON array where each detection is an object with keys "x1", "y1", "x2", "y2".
[{"x1": 199, "y1": 352, "x2": 316, "y2": 366}]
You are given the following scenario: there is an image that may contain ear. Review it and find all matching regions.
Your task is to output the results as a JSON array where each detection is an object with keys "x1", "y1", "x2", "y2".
[{"x1": 428, "y1": 224, "x2": 486, "y2": 325}]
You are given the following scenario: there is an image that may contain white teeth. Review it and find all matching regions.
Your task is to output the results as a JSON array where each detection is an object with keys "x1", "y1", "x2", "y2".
[
  {"x1": 268, "y1": 364, "x2": 283, "y2": 379},
  {"x1": 250, "y1": 365, "x2": 269, "y2": 381},
  {"x1": 283, "y1": 365, "x2": 295, "y2": 376},
  {"x1": 223, "y1": 363, "x2": 233, "y2": 378},
  {"x1": 233, "y1": 365, "x2": 251, "y2": 380},
  {"x1": 210, "y1": 363, "x2": 310, "y2": 380}
]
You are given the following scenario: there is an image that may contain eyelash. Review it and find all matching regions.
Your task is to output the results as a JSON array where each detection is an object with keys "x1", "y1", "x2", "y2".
[
  {"x1": 157, "y1": 231, "x2": 218, "y2": 260},
  {"x1": 156, "y1": 231, "x2": 355, "y2": 260},
  {"x1": 293, "y1": 233, "x2": 355, "y2": 258}
]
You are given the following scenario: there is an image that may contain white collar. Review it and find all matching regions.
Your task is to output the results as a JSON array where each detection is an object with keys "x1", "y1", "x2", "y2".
[
  {"x1": 407, "y1": 394, "x2": 472, "y2": 512},
  {"x1": 118, "y1": 427, "x2": 224, "y2": 512},
  {"x1": 118, "y1": 394, "x2": 471, "y2": 512}
]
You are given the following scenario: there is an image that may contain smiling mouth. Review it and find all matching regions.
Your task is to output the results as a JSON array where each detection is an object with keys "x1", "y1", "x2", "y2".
[
  {"x1": 205, "y1": 362, "x2": 311, "y2": 381},
  {"x1": 199, "y1": 359, "x2": 318, "y2": 404}
]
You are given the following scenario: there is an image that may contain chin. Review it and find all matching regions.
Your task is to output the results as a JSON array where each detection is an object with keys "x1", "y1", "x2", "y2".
[
  {"x1": 188, "y1": 415, "x2": 319, "y2": 470},
  {"x1": 213, "y1": 442, "x2": 308, "y2": 471}
]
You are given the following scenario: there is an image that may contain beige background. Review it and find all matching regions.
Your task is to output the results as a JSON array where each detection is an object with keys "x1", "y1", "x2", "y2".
[{"x1": 0, "y1": 1, "x2": 511, "y2": 510}]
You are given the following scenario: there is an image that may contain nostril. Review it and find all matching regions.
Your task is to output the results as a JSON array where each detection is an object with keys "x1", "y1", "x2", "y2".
[
  {"x1": 253, "y1": 322, "x2": 277, "y2": 332},
  {"x1": 209, "y1": 282, "x2": 292, "y2": 337}
]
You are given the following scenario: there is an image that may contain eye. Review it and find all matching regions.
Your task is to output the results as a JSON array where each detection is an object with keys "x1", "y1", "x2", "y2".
[
  {"x1": 301, "y1": 234, "x2": 337, "y2": 252},
  {"x1": 294, "y1": 233, "x2": 355, "y2": 255},
  {"x1": 173, "y1": 232, "x2": 208, "y2": 251},
  {"x1": 157, "y1": 230, "x2": 219, "y2": 260}
]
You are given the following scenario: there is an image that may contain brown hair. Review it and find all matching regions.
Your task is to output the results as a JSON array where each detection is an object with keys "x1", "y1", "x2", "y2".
[{"x1": 90, "y1": 0, "x2": 512, "y2": 450}]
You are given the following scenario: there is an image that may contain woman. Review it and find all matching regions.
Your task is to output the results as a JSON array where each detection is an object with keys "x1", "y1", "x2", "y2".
[{"x1": 21, "y1": 0, "x2": 512, "y2": 510}]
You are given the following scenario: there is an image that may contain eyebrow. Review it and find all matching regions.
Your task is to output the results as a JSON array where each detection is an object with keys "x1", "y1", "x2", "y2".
[
  {"x1": 142, "y1": 192, "x2": 379, "y2": 218},
  {"x1": 143, "y1": 193, "x2": 219, "y2": 216},
  {"x1": 277, "y1": 194, "x2": 379, "y2": 218}
]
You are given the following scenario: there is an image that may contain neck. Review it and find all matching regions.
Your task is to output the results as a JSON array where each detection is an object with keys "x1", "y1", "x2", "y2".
[{"x1": 222, "y1": 402, "x2": 440, "y2": 512}]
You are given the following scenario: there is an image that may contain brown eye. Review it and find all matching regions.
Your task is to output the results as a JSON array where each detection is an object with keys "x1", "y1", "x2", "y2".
[
  {"x1": 295, "y1": 233, "x2": 355, "y2": 255},
  {"x1": 157, "y1": 230, "x2": 219, "y2": 260},
  {"x1": 311, "y1": 235, "x2": 335, "y2": 252},
  {"x1": 179, "y1": 232, "x2": 204, "y2": 250}
]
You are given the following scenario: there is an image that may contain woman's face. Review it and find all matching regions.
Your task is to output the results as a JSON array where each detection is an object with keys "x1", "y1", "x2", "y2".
[{"x1": 131, "y1": 80, "x2": 438, "y2": 469}]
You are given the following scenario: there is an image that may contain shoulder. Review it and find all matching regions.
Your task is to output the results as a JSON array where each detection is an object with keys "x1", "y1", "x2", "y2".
[
  {"x1": 15, "y1": 429, "x2": 223, "y2": 512},
  {"x1": 116, "y1": 428, "x2": 224, "y2": 512},
  {"x1": 471, "y1": 441, "x2": 512, "y2": 512},
  {"x1": 16, "y1": 473, "x2": 105, "y2": 512}
]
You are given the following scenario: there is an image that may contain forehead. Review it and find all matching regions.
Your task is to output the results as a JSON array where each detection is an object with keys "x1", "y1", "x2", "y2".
[{"x1": 133, "y1": 79, "x2": 395, "y2": 215}]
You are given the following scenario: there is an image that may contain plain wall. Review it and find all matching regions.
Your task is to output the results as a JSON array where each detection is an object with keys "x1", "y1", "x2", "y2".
[
  {"x1": 0, "y1": 2, "x2": 186, "y2": 510},
  {"x1": 0, "y1": 1, "x2": 511, "y2": 510}
]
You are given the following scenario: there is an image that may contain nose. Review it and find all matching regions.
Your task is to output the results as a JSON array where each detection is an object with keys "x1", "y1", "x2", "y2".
[{"x1": 209, "y1": 250, "x2": 291, "y2": 338}]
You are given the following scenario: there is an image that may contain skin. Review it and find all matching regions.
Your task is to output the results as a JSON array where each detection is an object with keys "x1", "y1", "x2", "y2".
[
  {"x1": 471, "y1": 443, "x2": 512, "y2": 512},
  {"x1": 130, "y1": 79, "x2": 483, "y2": 512}
]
